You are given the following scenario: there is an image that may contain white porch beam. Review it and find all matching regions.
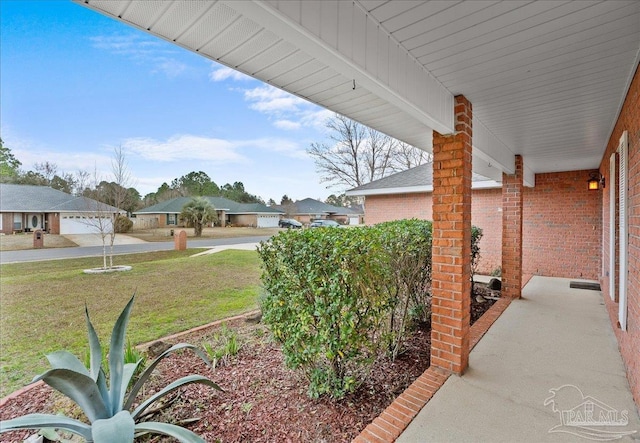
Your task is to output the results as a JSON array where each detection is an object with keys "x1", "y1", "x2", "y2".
[{"x1": 224, "y1": 0, "x2": 454, "y2": 136}]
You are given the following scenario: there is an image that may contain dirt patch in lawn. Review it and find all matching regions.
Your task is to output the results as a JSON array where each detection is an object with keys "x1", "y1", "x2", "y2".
[
  {"x1": 0, "y1": 284, "x2": 498, "y2": 443},
  {"x1": 0, "y1": 234, "x2": 77, "y2": 251}
]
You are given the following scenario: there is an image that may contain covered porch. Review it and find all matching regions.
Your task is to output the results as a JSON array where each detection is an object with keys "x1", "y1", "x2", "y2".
[
  {"x1": 73, "y1": 1, "x2": 640, "y2": 440},
  {"x1": 361, "y1": 276, "x2": 640, "y2": 442}
]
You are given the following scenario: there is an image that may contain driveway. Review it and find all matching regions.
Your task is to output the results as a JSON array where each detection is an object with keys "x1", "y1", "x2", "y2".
[{"x1": 63, "y1": 234, "x2": 147, "y2": 247}]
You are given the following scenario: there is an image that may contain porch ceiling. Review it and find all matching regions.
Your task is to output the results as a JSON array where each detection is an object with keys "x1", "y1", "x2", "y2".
[{"x1": 76, "y1": 0, "x2": 640, "y2": 185}]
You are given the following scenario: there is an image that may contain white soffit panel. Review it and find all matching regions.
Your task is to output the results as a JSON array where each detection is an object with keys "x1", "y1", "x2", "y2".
[{"x1": 74, "y1": 0, "x2": 640, "y2": 179}]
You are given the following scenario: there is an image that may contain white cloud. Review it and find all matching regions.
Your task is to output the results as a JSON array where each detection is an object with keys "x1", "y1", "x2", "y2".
[
  {"x1": 299, "y1": 108, "x2": 334, "y2": 131},
  {"x1": 209, "y1": 65, "x2": 254, "y2": 82},
  {"x1": 243, "y1": 85, "x2": 307, "y2": 114},
  {"x1": 90, "y1": 34, "x2": 189, "y2": 78},
  {"x1": 274, "y1": 120, "x2": 301, "y2": 130},
  {"x1": 240, "y1": 137, "x2": 308, "y2": 160},
  {"x1": 123, "y1": 135, "x2": 245, "y2": 163}
]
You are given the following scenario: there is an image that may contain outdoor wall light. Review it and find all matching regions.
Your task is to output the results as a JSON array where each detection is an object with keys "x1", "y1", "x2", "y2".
[{"x1": 588, "y1": 172, "x2": 605, "y2": 190}]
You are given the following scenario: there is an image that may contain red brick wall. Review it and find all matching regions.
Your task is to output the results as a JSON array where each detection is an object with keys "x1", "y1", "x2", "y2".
[
  {"x1": 471, "y1": 189, "x2": 502, "y2": 274},
  {"x1": 364, "y1": 193, "x2": 432, "y2": 224},
  {"x1": 502, "y1": 156, "x2": 524, "y2": 298},
  {"x1": 523, "y1": 170, "x2": 602, "y2": 279},
  {"x1": 364, "y1": 190, "x2": 502, "y2": 275},
  {"x1": 600, "y1": 63, "x2": 639, "y2": 410}
]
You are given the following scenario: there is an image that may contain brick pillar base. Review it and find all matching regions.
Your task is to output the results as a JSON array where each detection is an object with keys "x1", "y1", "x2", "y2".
[
  {"x1": 174, "y1": 230, "x2": 187, "y2": 250},
  {"x1": 430, "y1": 95, "x2": 472, "y2": 375},
  {"x1": 502, "y1": 155, "x2": 524, "y2": 298}
]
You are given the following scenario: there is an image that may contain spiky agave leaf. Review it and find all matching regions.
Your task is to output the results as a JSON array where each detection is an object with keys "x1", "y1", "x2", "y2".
[
  {"x1": 86, "y1": 303, "x2": 111, "y2": 413},
  {"x1": 46, "y1": 350, "x2": 91, "y2": 377},
  {"x1": 124, "y1": 343, "x2": 218, "y2": 411},
  {"x1": 131, "y1": 375, "x2": 221, "y2": 420},
  {"x1": 92, "y1": 410, "x2": 135, "y2": 443},
  {"x1": 0, "y1": 414, "x2": 92, "y2": 440},
  {"x1": 135, "y1": 421, "x2": 206, "y2": 443},
  {"x1": 109, "y1": 295, "x2": 135, "y2": 416},
  {"x1": 32, "y1": 368, "x2": 109, "y2": 423},
  {"x1": 85, "y1": 304, "x2": 103, "y2": 381}
]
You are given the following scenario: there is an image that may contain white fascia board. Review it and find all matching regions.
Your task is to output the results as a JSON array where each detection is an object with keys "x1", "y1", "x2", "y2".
[
  {"x1": 225, "y1": 0, "x2": 454, "y2": 135},
  {"x1": 473, "y1": 116, "x2": 516, "y2": 176},
  {"x1": 346, "y1": 186, "x2": 433, "y2": 197},
  {"x1": 346, "y1": 180, "x2": 501, "y2": 197}
]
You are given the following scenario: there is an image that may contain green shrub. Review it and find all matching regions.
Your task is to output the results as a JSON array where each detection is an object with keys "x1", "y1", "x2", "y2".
[
  {"x1": 0, "y1": 296, "x2": 221, "y2": 442},
  {"x1": 374, "y1": 219, "x2": 433, "y2": 359},
  {"x1": 470, "y1": 225, "x2": 484, "y2": 284},
  {"x1": 258, "y1": 219, "x2": 483, "y2": 398},
  {"x1": 115, "y1": 215, "x2": 133, "y2": 233},
  {"x1": 258, "y1": 227, "x2": 392, "y2": 398}
]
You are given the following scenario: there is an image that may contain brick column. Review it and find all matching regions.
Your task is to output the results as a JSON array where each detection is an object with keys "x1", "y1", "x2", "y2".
[
  {"x1": 430, "y1": 95, "x2": 472, "y2": 375},
  {"x1": 501, "y1": 155, "x2": 524, "y2": 298}
]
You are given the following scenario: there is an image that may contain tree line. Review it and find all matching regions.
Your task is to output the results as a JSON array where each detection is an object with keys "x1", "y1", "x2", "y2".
[
  {"x1": 0, "y1": 138, "x2": 265, "y2": 213},
  {"x1": 1, "y1": 113, "x2": 431, "y2": 212}
]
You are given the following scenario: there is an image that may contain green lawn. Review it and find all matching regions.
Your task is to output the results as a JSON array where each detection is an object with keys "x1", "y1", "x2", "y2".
[{"x1": 0, "y1": 249, "x2": 262, "y2": 397}]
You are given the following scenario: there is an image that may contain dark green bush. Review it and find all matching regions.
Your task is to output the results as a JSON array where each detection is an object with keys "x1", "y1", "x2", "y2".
[
  {"x1": 258, "y1": 219, "x2": 483, "y2": 398},
  {"x1": 258, "y1": 227, "x2": 391, "y2": 398},
  {"x1": 374, "y1": 219, "x2": 433, "y2": 359}
]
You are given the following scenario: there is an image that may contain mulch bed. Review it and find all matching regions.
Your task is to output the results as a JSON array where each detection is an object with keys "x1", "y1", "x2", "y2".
[{"x1": 1, "y1": 284, "x2": 498, "y2": 443}]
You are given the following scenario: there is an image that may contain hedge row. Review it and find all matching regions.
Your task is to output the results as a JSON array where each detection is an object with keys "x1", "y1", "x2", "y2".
[{"x1": 257, "y1": 220, "x2": 482, "y2": 398}]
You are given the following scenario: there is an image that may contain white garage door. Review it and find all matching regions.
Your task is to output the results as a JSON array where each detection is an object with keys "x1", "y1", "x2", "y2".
[
  {"x1": 60, "y1": 214, "x2": 113, "y2": 235},
  {"x1": 257, "y1": 215, "x2": 280, "y2": 228}
]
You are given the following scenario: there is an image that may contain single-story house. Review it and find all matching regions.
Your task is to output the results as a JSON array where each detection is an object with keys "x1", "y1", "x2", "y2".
[
  {"x1": 273, "y1": 198, "x2": 363, "y2": 225},
  {"x1": 133, "y1": 196, "x2": 284, "y2": 229},
  {"x1": 348, "y1": 162, "x2": 601, "y2": 280},
  {"x1": 73, "y1": 0, "x2": 640, "y2": 423},
  {"x1": 0, "y1": 183, "x2": 121, "y2": 235}
]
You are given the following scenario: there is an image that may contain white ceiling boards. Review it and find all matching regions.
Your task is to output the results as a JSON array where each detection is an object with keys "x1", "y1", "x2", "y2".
[{"x1": 75, "y1": 0, "x2": 640, "y2": 185}]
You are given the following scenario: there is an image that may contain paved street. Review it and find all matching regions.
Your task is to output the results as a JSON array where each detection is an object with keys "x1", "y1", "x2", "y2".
[{"x1": 0, "y1": 236, "x2": 271, "y2": 264}]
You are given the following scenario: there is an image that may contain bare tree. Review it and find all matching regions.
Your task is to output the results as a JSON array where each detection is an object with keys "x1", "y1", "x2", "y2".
[
  {"x1": 33, "y1": 161, "x2": 58, "y2": 184},
  {"x1": 392, "y1": 141, "x2": 431, "y2": 171},
  {"x1": 80, "y1": 146, "x2": 134, "y2": 269},
  {"x1": 308, "y1": 114, "x2": 429, "y2": 190}
]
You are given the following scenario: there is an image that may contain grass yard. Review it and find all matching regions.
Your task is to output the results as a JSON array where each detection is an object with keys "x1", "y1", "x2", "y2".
[
  {"x1": 0, "y1": 248, "x2": 262, "y2": 397},
  {"x1": 127, "y1": 227, "x2": 282, "y2": 242}
]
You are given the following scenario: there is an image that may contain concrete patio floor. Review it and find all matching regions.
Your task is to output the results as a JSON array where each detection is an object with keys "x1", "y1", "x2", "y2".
[{"x1": 397, "y1": 276, "x2": 640, "y2": 442}]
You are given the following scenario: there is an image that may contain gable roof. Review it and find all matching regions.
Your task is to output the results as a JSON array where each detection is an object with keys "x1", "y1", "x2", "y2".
[
  {"x1": 275, "y1": 198, "x2": 363, "y2": 216},
  {"x1": 346, "y1": 163, "x2": 501, "y2": 197},
  {"x1": 134, "y1": 196, "x2": 283, "y2": 215},
  {"x1": 0, "y1": 184, "x2": 120, "y2": 213}
]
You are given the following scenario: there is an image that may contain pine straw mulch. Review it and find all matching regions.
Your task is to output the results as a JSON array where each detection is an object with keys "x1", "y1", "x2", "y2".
[{"x1": 1, "y1": 284, "x2": 498, "y2": 443}]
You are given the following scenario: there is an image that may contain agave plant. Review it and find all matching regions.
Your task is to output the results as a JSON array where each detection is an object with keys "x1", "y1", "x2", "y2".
[{"x1": 0, "y1": 295, "x2": 222, "y2": 442}]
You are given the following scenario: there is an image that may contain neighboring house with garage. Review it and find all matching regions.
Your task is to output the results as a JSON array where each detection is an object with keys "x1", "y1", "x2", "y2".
[
  {"x1": 133, "y1": 196, "x2": 284, "y2": 229},
  {"x1": 274, "y1": 198, "x2": 363, "y2": 225},
  {"x1": 0, "y1": 183, "x2": 121, "y2": 235}
]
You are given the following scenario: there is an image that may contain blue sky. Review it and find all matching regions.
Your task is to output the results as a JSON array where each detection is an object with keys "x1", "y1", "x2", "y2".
[{"x1": 1, "y1": 0, "x2": 336, "y2": 202}]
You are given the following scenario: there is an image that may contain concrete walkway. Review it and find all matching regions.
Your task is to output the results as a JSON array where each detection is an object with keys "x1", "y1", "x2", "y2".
[{"x1": 397, "y1": 276, "x2": 639, "y2": 442}]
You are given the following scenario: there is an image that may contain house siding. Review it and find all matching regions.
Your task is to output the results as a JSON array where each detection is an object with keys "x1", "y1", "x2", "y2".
[
  {"x1": 0, "y1": 213, "x2": 13, "y2": 235},
  {"x1": 600, "y1": 63, "x2": 640, "y2": 410},
  {"x1": 364, "y1": 191, "x2": 502, "y2": 275},
  {"x1": 230, "y1": 214, "x2": 258, "y2": 227},
  {"x1": 363, "y1": 172, "x2": 601, "y2": 281}
]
